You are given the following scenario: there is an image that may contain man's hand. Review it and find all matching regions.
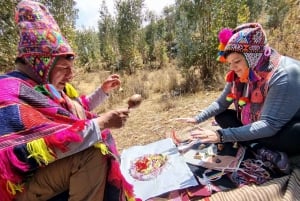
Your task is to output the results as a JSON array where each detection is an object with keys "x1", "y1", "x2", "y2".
[
  {"x1": 101, "y1": 74, "x2": 121, "y2": 94},
  {"x1": 97, "y1": 108, "x2": 129, "y2": 129}
]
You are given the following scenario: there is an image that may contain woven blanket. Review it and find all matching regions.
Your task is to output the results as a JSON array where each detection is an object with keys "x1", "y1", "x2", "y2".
[
  {"x1": 199, "y1": 167, "x2": 300, "y2": 201},
  {"x1": 151, "y1": 157, "x2": 300, "y2": 201},
  {"x1": 0, "y1": 72, "x2": 137, "y2": 201}
]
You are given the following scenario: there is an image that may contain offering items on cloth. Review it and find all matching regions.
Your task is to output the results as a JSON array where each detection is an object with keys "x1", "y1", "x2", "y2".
[
  {"x1": 129, "y1": 153, "x2": 168, "y2": 181},
  {"x1": 152, "y1": 129, "x2": 280, "y2": 200},
  {"x1": 182, "y1": 143, "x2": 245, "y2": 172},
  {"x1": 120, "y1": 138, "x2": 198, "y2": 201}
]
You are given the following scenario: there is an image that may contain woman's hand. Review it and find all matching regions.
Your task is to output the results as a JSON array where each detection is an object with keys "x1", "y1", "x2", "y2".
[
  {"x1": 174, "y1": 117, "x2": 198, "y2": 124},
  {"x1": 189, "y1": 127, "x2": 221, "y2": 143},
  {"x1": 101, "y1": 74, "x2": 121, "y2": 94}
]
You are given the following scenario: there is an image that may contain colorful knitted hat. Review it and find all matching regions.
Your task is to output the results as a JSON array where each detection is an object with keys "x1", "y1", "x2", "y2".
[
  {"x1": 217, "y1": 28, "x2": 233, "y2": 63},
  {"x1": 15, "y1": 0, "x2": 74, "y2": 84},
  {"x1": 218, "y1": 23, "x2": 271, "y2": 106},
  {"x1": 217, "y1": 23, "x2": 271, "y2": 70}
]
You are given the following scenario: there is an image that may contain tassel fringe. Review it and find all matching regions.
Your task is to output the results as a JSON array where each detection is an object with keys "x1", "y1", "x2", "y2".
[
  {"x1": 0, "y1": 148, "x2": 28, "y2": 200},
  {"x1": 6, "y1": 181, "x2": 23, "y2": 196},
  {"x1": 64, "y1": 83, "x2": 79, "y2": 98},
  {"x1": 0, "y1": 179, "x2": 13, "y2": 201},
  {"x1": 94, "y1": 142, "x2": 110, "y2": 155},
  {"x1": 44, "y1": 122, "x2": 84, "y2": 152},
  {"x1": 27, "y1": 139, "x2": 56, "y2": 165}
]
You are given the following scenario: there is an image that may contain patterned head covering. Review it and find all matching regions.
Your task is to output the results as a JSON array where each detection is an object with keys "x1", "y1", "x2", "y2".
[
  {"x1": 15, "y1": 0, "x2": 74, "y2": 84},
  {"x1": 225, "y1": 23, "x2": 270, "y2": 70},
  {"x1": 219, "y1": 23, "x2": 271, "y2": 70}
]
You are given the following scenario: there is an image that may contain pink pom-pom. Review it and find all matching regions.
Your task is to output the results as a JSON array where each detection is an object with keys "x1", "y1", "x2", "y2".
[{"x1": 218, "y1": 28, "x2": 233, "y2": 44}]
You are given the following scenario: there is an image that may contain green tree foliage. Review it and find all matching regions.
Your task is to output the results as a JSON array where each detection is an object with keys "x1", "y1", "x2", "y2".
[
  {"x1": 144, "y1": 11, "x2": 157, "y2": 66},
  {"x1": 154, "y1": 40, "x2": 169, "y2": 67},
  {"x1": 75, "y1": 28, "x2": 100, "y2": 72},
  {"x1": 265, "y1": 0, "x2": 290, "y2": 29},
  {"x1": 115, "y1": 0, "x2": 144, "y2": 73},
  {"x1": 1, "y1": 0, "x2": 298, "y2": 93},
  {"x1": 98, "y1": 0, "x2": 117, "y2": 70},
  {"x1": 266, "y1": 0, "x2": 300, "y2": 59},
  {"x1": 142, "y1": 6, "x2": 175, "y2": 69},
  {"x1": 247, "y1": 0, "x2": 264, "y2": 21},
  {"x1": 162, "y1": 6, "x2": 176, "y2": 44},
  {"x1": 173, "y1": 0, "x2": 249, "y2": 91},
  {"x1": 0, "y1": 0, "x2": 18, "y2": 72}
]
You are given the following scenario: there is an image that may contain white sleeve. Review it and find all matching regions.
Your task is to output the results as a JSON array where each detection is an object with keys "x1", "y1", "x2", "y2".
[
  {"x1": 55, "y1": 119, "x2": 102, "y2": 159},
  {"x1": 86, "y1": 87, "x2": 108, "y2": 111}
]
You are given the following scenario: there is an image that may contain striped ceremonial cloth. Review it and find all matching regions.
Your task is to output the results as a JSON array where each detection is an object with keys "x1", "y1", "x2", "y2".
[{"x1": 200, "y1": 168, "x2": 300, "y2": 201}]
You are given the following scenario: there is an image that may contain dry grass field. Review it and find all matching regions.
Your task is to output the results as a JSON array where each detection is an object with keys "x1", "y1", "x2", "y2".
[
  {"x1": 72, "y1": 65, "x2": 221, "y2": 152},
  {"x1": 113, "y1": 91, "x2": 220, "y2": 151}
]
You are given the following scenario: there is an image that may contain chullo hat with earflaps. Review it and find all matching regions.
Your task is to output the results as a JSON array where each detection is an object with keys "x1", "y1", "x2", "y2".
[
  {"x1": 217, "y1": 23, "x2": 271, "y2": 107},
  {"x1": 15, "y1": 0, "x2": 74, "y2": 84},
  {"x1": 216, "y1": 23, "x2": 280, "y2": 125}
]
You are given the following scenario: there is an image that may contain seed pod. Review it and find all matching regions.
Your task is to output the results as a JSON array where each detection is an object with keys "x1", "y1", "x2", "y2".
[{"x1": 128, "y1": 94, "x2": 142, "y2": 109}]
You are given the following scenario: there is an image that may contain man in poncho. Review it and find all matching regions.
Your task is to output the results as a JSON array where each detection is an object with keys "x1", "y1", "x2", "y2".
[{"x1": 0, "y1": 1, "x2": 138, "y2": 200}]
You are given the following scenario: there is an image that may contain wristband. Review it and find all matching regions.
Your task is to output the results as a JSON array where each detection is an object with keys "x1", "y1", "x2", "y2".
[{"x1": 216, "y1": 129, "x2": 224, "y2": 143}]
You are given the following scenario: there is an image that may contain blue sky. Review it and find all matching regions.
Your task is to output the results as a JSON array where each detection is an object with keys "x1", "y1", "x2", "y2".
[{"x1": 75, "y1": 0, "x2": 175, "y2": 29}]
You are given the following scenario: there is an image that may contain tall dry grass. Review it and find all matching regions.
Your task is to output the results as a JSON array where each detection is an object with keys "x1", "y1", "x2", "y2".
[{"x1": 72, "y1": 63, "x2": 185, "y2": 114}]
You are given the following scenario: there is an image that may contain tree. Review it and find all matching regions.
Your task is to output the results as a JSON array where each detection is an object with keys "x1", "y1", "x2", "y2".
[
  {"x1": 75, "y1": 28, "x2": 100, "y2": 72},
  {"x1": 247, "y1": 0, "x2": 264, "y2": 21},
  {"x1": 115, "y1": 0, "x2": 144, "y2": 73},
  {"x1": 142, "y1": 6, "x2": 175, "y2": 69},
  {"x1": 173, "y1": 0, "x2": 249, "y2": 92},
  {"x1": 98, "y1": 0, "x2": 118, "y2": 70},
  {"x1": 265, "y1": 0, "x2": 289, "y2": 29},
  {"x1": 143, "y1": 11, "x2": 158, "y2": 67},
  {"x1": 0, "y1": 0, "x2": 18, "y2": 72},
  {"x1": 266, "y1": 0, "x2": 300, "y2": 59}
]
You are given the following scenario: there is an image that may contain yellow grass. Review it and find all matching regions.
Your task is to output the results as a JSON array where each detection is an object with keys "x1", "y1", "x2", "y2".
[{"x1": 72, "y1": 66, "x2": 221, "y2": 152}]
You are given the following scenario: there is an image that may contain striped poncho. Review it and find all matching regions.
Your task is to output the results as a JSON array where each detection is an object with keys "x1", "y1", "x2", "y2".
[{"x1": 0, "y1": 71, "x2": 137, "y2": 201}]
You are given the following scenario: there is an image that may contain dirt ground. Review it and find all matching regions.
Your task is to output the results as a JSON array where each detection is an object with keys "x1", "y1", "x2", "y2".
[
  {"x1": 73, "y1": 70, "x2": 222, "y2": 152},
  {"x1": 109, "y1": 91, "x2": 220, "y2": 152}
]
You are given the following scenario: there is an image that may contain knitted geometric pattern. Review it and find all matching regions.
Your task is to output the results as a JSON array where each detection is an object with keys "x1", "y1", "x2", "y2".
[
  {"x1": 0, "y1": 71, "x2": 138, "y2": 201},
  {"x1": 225, "y1": 23, "x2": 266, "y2": 53},
  {"x1": 0, "y1": 74, "x2": 83, "y2": 200},
  {"x1": 15, "y1": 0, "x2": 74, "y2": 84},
  {"x1": 224, "y1": 23, "x2": 267, "y2": 69},
  {"x1": 0, "y1": 105, "x2": 24, "y2": 135}
]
